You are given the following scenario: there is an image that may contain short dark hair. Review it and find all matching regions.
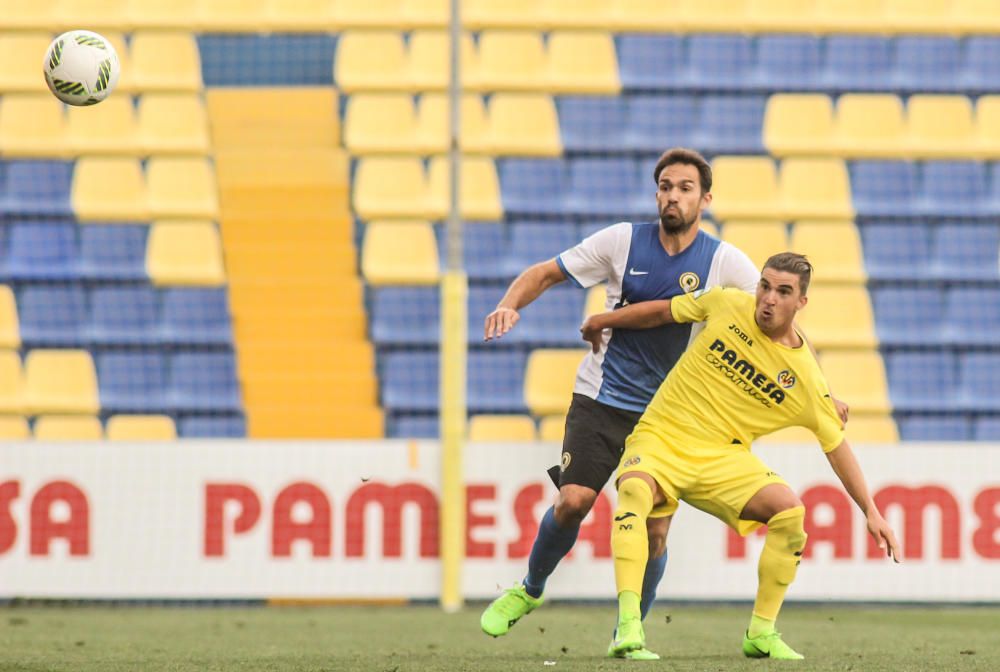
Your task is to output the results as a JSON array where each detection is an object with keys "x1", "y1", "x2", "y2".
[
  {"x1": 653, "y1": 148, "x2": 712, "y2": 193},
  {"x1": 763, "y1": 252, "x2": 813, "y2": 295}
]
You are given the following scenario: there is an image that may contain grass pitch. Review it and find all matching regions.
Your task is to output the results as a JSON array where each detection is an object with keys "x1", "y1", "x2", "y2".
[{"x1": 1, "y1": 603, "x2": 997, "y2": 671}]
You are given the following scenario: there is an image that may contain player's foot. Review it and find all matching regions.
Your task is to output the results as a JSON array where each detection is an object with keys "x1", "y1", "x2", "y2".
[
  {"x1": 480, "y1": 584, "x2": 543, "y2": 637},
  {"x1": 742, "y1": 630, "x2": 804, "y2": 660},
  {"x1": 610, "y1": 617, "x2": 645, "y2": 656},
  {"x1": 606, "y1": 631, "x2": 660, "y2": 660}
]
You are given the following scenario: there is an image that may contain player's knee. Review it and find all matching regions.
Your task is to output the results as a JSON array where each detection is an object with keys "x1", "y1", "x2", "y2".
[
  {"x1": 617, "y1": 477, "x2": 654, "y2": 511},
  {"x1": 555, "y1": 487, "x2": 596, "y2": 525},
  {"x1": 768, "y1": 505, "x2": 807, "y2": 554}
]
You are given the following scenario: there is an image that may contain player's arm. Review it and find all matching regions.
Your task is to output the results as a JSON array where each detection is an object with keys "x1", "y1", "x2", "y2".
[
  {"x1": 484, "y1": 259, "x2": 566, "y2": 341},
  {"x1": 579, "y1": 299, "x2": 674, "y2": 352},
  {"x1": 825, "y1": 439, "x2": 901, "y2": 562}
]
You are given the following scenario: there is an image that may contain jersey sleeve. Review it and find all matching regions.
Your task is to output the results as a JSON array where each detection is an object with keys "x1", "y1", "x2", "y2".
[
  {"x1": 809, "y1": 378, "x2": 846, "y2": 453},
  {"x1": 555, "y1": 222, "x2": 629, "y2": 289},
  {"x1": 716, "y1": 241, "x2": 761, "y2": 293},
  {"x1": 670, "y1": 286, "x2": 728, "y2": 323}
]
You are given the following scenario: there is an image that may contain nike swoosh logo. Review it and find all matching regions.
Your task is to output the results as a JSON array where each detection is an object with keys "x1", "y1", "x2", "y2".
[
  {"x1": 628, "y1": 268, "x2": 649, "y2": 275},
  {"x1": 614, "y1": 512, "x2": 637, "y2": 522}
]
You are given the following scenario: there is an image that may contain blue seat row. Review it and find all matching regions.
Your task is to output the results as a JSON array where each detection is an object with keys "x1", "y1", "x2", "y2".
[
  {"x1": 897, "y1": 415, "x2": 1000, "y2": 442},
  {"x1": 860, "y1": 221, "x2": 1000, "y2": 281},
  {"x1": 885, "y1": 351, "x2": 1000, "y2": 413},
  {"x1": 0, "y1": 222, "x2": 149, "y2": 281},
  {"x1": 851, "y1": 161, "x2": 1000, "y2": 219},
  {"x1": 871, "y1": 286, "x2": 1000, "y2": 347}
]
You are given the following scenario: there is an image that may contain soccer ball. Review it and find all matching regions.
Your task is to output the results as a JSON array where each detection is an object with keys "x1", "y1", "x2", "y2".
[{"x1": 43, "y1": 30, "x2": 120, "y2": 106}]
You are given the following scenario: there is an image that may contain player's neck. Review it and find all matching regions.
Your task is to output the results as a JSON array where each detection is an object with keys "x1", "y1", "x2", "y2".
[
  {"x1": 756, "y1": 319, "x2": 804, "y2": 348},
  {"x1": 658, "y1": 221, "x2": 699, "y2": 256}
]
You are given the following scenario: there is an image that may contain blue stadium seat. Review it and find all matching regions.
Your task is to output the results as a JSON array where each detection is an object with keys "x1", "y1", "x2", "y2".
[
  {"x1": 929, "y1": 222, "x2": 1000, "y2": 280},
  {"x1": 388, "y1": 414, "x2": 439, "y2": 439},
  {"x1": 916, "y1": 163, "x2": 988, "y2": 218},
  {"x1": 3, "y1": 221, "x2": 78, "y2": 280},
  {"x1": 168, "y1": 352, "x2": 241, "y2": 412},
  {"x1": 498, "y1": 158, "x2": 568, "y2": 216},
  {"x1": 97, "y1": 351, "x2": 168, "y2": 413},
  {"x1": 18, "y1": 284, "x2": 87, "y2": 346},
  {"x1": 468, "y1": 349, "x2": 528, "y2": 413},
  {"x1": 464, "y1": 222, "x2": 509, "y2": 281},
  {"x1": 502, "y1": 221, "x2": 580, "y2": 277},
  {"x1": 885, "y1": 351, "x2": 957, "y2": 412},
  {"x1": 617, "y1": 34, "x2": 686, "y2": 91},
  {"x1": 974, "y1": 416, "x2": 1000, "y2": 441},
  {"x1": 624, "y1": 95, "x2": 698, "y2": 154},
  {"x1": 686, "y1": 35, "x2": 754, "y2": 92},
  {"x1": 468, "y1": 284, "x2": 584, "y2": 346},
  {"x1": 3, "y1": 161, "x2": 74, "y2": 217},
  {"x1": 579, "y1": 219, "x2": 621, "y2": 239},
  {"x1": 962, "y1": 37, "x2": 1000, "y2": 92},
  {"x1": 754, "y1": 35, "x2": 823, "y2": 91},
  {"x1": 958, "y1": 353, "x2": 1000, "y2": 412},
  {"x1": 849, "y1": 161, "x2": 919, "y2": 217},
  {"x1": 892, "y1": 37, "x2": 962, "y2": 93},
  {"x1": 161, "y1": 288, "x2": 233, "y2": 346},
  {"x1": 896, "y1": 415, "x2": 971, "y2": 441},
  {"x1": 89, "y1": 286, "x2": 160, "y2": 346},
  {"x1": 558, "y1": 97, "x2": 628, "y2": 154},
  {"x1": 178, "y1": 415, "x2": 246, "y2": 438},
  {"x1": 78, "y1": 224, "x2": 149, "y2": 281},
  {"x1": 822, "y1": 37, "x2": 893, "y2": 92},
  {"x1": 564, "y1": 158, "x2": 645, "y2": 218},
  {"x1": 692, "y1": 95, "x2": 766, "y2": 154},
  {"x1": 381, "y1": 351, "x2": 438, "y2": 412},
  {"x1": 859, "y1": 222, "x2": 929, "y2": 281},
  {"x1": 942, "y1": 287, "x2": 1000, "y2": 347},
  {"x1": 870, "y1": 286, "x2": 944, "y2": 347},
  {"x1": 370, "y1": 286, "x2": 439, "y2": 346},
  {"x1": 198, "y1": 34, "x2": 337, "y2": 86}
]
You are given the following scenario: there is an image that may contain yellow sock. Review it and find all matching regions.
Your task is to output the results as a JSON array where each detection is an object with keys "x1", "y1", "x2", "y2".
[
  {"x1": 753, "y1": 506, "x2": 807, "y2": 623},
  {"x1": 612, "y1": 478, "x2": 654, "y2": 602}
]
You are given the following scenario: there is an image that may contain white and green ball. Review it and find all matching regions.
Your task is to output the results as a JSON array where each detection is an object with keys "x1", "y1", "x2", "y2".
[{"x1": 43, "y1": 30, "x2": 120, "y2": 106}]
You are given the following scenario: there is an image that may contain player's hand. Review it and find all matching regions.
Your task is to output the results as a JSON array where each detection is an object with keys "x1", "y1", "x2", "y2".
[
  {"x1": 484, "y1": 306, "x2": 519, "y2": 341},
  {"x1": 866, "y1": 511, "x2": 901, "y2": 563},
  {"x1": 833, "y1": 396, "x2": 849, "y2": 425},
  {"x1": 580, "y1": 316, "x2": 605, "y2": 353}
]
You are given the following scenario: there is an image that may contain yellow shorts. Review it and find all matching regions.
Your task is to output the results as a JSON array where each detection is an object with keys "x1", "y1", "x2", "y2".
[{"x1": 618, "y1": 426, "x2": 789, "y2": 536}]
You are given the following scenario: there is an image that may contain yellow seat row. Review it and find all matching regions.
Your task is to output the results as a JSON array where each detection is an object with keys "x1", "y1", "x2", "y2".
[
  {"x1": 0, "y1": 94, "x2": 209, "y2": 158},
  {"x1": 0, "y1": 350, "x2": 98, "y2": 415},
  {"x1": 467, "y1": 413, "x2": 566, "y2": 442},
  {"x1": 147, "y1": 221, "x2": 227, "y2": 287},
  {"x1": 344, "y1": 93, "x2": 560, "y2": 157},
  {"x1": 0, "y1": 32, "x2": 200, "y2": 94},
  {"x1": 335, "y1": 30, "x2": 619, "y2": 94},
  {"x1": 0, "y1": 414, "x2": 176, "y2": 440},
  {"x1": 353, "y1": 156, "x2": 501, "y2": 220},
  {"x1": 766, "y1": 94, "x2": 1000, "y2": 159}
]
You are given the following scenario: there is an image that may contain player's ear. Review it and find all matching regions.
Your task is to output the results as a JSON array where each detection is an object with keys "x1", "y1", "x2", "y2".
[
  {"x1": 700, "y1": 190, "x2": 712, "y2": 208},
  {"x1": 796, "y1": 293, "x2": 808, "y2": 311}
]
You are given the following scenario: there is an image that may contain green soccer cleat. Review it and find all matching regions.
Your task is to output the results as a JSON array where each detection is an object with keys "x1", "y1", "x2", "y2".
[
  {"x1": 480, "y1": 585, "x2": 543, "y2": 637},
  {"x1": 609, "y1": 617, "x2": 645, "y2": 657},
  {"x1": 607, "y1": 632, "x2": 661, "y2": 661},
  {"x1": 742, "y1": 630, "x2": 804, "y2": 660}
]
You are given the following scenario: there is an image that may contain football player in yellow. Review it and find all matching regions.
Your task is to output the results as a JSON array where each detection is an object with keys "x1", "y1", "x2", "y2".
[{"x1": 580, "y1": 252, "x2": 901, "y2": 660}]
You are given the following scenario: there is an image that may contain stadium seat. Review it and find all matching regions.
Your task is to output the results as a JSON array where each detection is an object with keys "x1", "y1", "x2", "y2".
[
  {"x1": 0, "y1": 351, "x2": 24, "y2": 414},
  {"x1": 763, "y1": 94, "x2": 835, "y2": 157},
  {"x1": 709, "y1": 157, "x2": 780, "y2": 220},
  {"x1": 795, "y1": 285, "x2": 876, "y2": 349},
  {"x1": 543, "y1": 0, "x2": 615, "y2": 29},
  {"x1": 962, "y1": 37, "x2": 1000, "y2": 92},
  {"x1": 353, "y1": 157, "x2": 434, "y2": 219},
  {"x1": 415, "y1": 93, "x2": 489, "y2": 154},
  {"x1": 146, "y1": 158, "x2": 218, "y2": 220},
  {"x1": 780, "y1": 158, "x2": 853, "y2": 220},
  {"x1": 929, "y1": 221, "x2": 1000, "y2": 280},
  {"x1": 161, "y1": 288, "x2": 232, "y2": 346},
  {"x1": 547, "y1": 32, "x2": 620, "y2": 95},
  {"x1": 958, "y1": 352, "x2": 1000, "y2": 412},
  {"x1": 585, "y1": 284, "x2": 608, "y2": 317},
  {"x1": 523, "y1": 349, "x2": 586, "y2": 416},
  {"x1": 168, "y1": 352, "x2": 242, "y2": 413},
  {"x1": 489, "y1": 94, "x2": 561, "y2": 157},
  {"x1": 381, "y1": 351, "x2": 439, "y2": 412},
  {"x1": 859, "y1": 221, "x2": 930, "y2": 281},
  {"x1": 146, "y1": 220, "x2": 226, "y2": 287},
  {"x1": 893, "y1": 37, "x2": 963, "y2": 94},
  {"x1": 197, "y1": 0, "x2": 268, "y2": 31},
  {"x1": 106, "y1": 414, "x2": 177, "y2": 440},
  {"x1": 261, "y1": 0, "x2": 339, "y2": 30},
  {"x1": 127, "y1": 0, "x2": 200, "y2": 29},
  {"x1": 720, "y1": 220, "x2": 787, "y2": 271},
  {"x1": 96, "y1": 351, "x2": 167, "y2": 412},
  {"x1": 974, "y1": 95, "x2": 1000, "y2": 157},
  {"x1": 844, "y1": 415, "x2": 898, "y2": 443},
  {"x1": 5, "y1": 221, "x2": 79, "y2": 281},
  {"x1": 814, "y1": 0, "x2": 885, "y2": 33},
  {"x1": 906, "y1": 95, "x2": 975, "y2": 159},
  {"x1": 503, "y1": 221, "x2": 580, "y2": 277},
  {"x1": 388, "y1": 414, "x2": 438, "y2": 438},
  {"x1": 897, "y1": 416, "x2": 970, "y2": 442},
  {"x1": 0, "y1": 286, "x2": 19, "y2": 350},
  {"x1": 0, "y1": 34, "x2": 52, "y2": 93},
  {"x1": 468, "y1": 413, "x2": 536, "y2": 441},
  {"x1": 0, "y1": 95, "x2": 69, "y2": 158},
  {"x1": 66, "y1": 96, "x2": 138, "y2": 156},
  {"x1": 72, "y1": 157, "x2": 148, "y2": 221},
  {"x1": 942, "y1": 287, "x2": 1000, "y2": 347},
  {"x1": 848, "y1": 161, "x2": 919, "y2": 217},
  {"x1": 18, "y1": 285, "x2": 87, "y2": 346},
  {"x1": 748, "y1": 2, "x2": 819, "y2": 36},
  {"x1": 819, "y1": 350, "x2": 892, "y2": 415},
  {"x1": 753, "y1": 35, "x2": 824, "y2": 91},
  {"x1": 6, "y1": 160, "x2": 75, "y2": 218},
  {"x1": 617, "y1": 34, "x2": 685, "y2": 91},
  {"x1": 870, "y1": 286, "x2": 945, "y2": 347},
  {"x1": 79, "y1": 224, "x2": 149, "y2": 281},
  {"x1": 463, "y1": 0, "x2": 542, "y2": 29},
  {"x1": 563, "y1": 157, "x2": 645, "y2": 218},
  {"x1": 137, "y1": 94, "x2": 210, "y2": 155},
  {"x1": 497, "y1": 158, "x2": 568, "y2": 216},
  {"x1": 974, "y1": 416, "x2": 1000, "y2": 441},
  {"x1": 472, "y1": 31, "x2": 546, "y2": 92},
  {"x1": 33, "y1": 415, "x2": 103, "y2": 440},
  {"x1": 821, "y1": 36, "x2": 893, "y2": 92},
  {"x1": 428, "y1": 156, "x2": 502, "y2": 220},
  {"x1": 685, "y1": 35, "x2": 754, "y2": 92},
  {"x1": 89, "y1": 286, "x2": 159, "y2": 345},
  {"x1": 885, "y1": 351, "x2": 957, "y2": 413},
  {"x1": 130, "y1": 31, "x2": 202, "y2": 92},
  {"x1": 362, "y1": 220, "x2": 440, "y2": 285},
  {"x1": 407, "y1": 30, "x2": 477, "y2": 91},
  {"x1": 370, "y1": 286, "x2": 439, "y2": 345},
  {"x1": 23, "y1": 349, "x2": 99, "y2": 415},
  {"x1": 178, "y1": 415, "x2": 246, "y2": 438},
  {"x1": 624, "y1": 95, "x2": 698, "y2": 154},
  {"x1": 468, "y1": 350, "x2": 529, "y2": 413},
  {"x1": 0, "y1": 416, "x2": 29, "y2": 440},
  {"x1": 334, "y1": 31, "x2": 408, "y2": 91},
  {"x1": 538, "y1": 414, "x2": 566, "y2": 441},
  {"x1": 468, "y1": 285, "x2": 582, "y2": 346},
  {"x1": 918, "y1": 162, "x2": 988, "y2": 218},
  {"x1": 833, "y1": 95, "x2": 905, "y2": 159},
  {"x1": 343, "y1": 94, "x2": 418, "y2": 154},
  {"x1": 461, "y1": 221, "x2": 508, "y2": 281},
  {"x1": 790, "y1": 220, "x2": 865, "y2": 284},
  {"x1": 693, "y1": 95, "x2": 767, "y2": 155}
]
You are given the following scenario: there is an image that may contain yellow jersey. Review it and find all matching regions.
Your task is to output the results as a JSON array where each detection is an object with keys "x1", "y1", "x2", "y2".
[{"x1": 635, "y1": 287, "x2": 845, "y2": 453}]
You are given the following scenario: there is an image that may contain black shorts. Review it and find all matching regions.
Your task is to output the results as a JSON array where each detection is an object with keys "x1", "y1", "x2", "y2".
[{"x1": 547, "y1": 393, "x2": 644, "y2": 493}]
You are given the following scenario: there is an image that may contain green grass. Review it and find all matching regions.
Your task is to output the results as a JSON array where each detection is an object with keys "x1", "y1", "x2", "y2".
[{"x1": 1, "y1": 604, "x2": 997, "y2": 671}]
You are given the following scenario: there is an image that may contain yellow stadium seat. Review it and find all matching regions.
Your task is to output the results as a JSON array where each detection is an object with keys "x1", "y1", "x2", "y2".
[
  {"x1": 72, "y1": 157, "x2": 148, "y2": 221},
  {"x1": 472, "y1": 31, "x2": 546, "y2": 92},
  {"x1": 106, "y1": 414, "x2": 177, "y2": 440},
  {"x1": 463, "y1": 0, "x2": 542, "y2": 29},
  {"x1": 34, "y1": 415, "x2": 103, "y2": 440},
  {"x1": 343, "y1": 94, "x2": 418, "y2": 154},
  {"x1": 542, "y1": 0, "x2": 616, "y2": 29},
  {"x1": 755, "y1": 424, "x2": 817, "y2": 446},
  {"x1": 331, "y1": 0, "x2": 405, "y2": 28},
  {"x1": 147, "y1": 157, "x2": 219, "y2": 219},
  {"x1": 610, "y1": 0, "x2": 683, "y2": 31},
  {"x1": 23, "y1": 350, "x2": 100, "y2": 415},
  {"x1": 790, "y1": 220, "x2": 866, "y2": 284},
  {"x1": 404, "y1": 0, "x2": 448, "y2": 28},
  {"x1": 815, "y1": 0, "x2": 886, "y2": 33},
  {"x1": 796, "y1": 286, "x2": 877, "y2": 349},
  {"x1": 127, "y1": 0, "x2": 199, "y2": 29},
  {"x1": 538, "y1": 414, "x2": 566, "y2": 442},
  {"x1": 55, "y1": 0, "x2": 130, "y2": 31},
  {"x1": 819, "y1": 350, "x2": 892, "y2": 415},
  {"x1": 137, "y1": 94, "x2": 210, "y2": 155},
  {"x1": 66, "y1": 96, "x2": 138, "y2": 155},
  {"x1": 489, "y1": 93, "x2": 562, "y2": 157},
  {"x1": 265, "y1": 0, "x2": 338, "y2": 30},
  {"x1": 0, "y1": 351, "x2": 24, "y2": 414},
  {"x1": 884, "y1": 0, "x2": 957, "y2": 34},
  {"x1": 585, "y1": 284, "x2": 608, "y2": 317},
  {"x1": 415, "y1": 93, "x2": 489, "y2": 154},
  {"x1": 845, "y1": 415, "x2": 898, "y2": 443},
  {"x1": 0, "y1": 34, "x2": 53, "y2": 93},
  {"x1": 197, "y1": 0, "x2": 268, "y2": 31},
  {"x1": 428, "y1": 156, "x2": 502, "y2": 220},
  {"x1": 747, "y1": 0, "x2": 819, "y2": 32},
  {"x1": 721, "y1": 221, "x2": 788, "y2": 271},
  {"x1": 524, "y1": 349, "x2": 586, "y2": 416},
  {"x1": 130, "y1": 31, "x2": 202, "y2": 92},
  {"x1": 709, "y1": 157, "x2": 781, "y2": 220},
  {"x1": 780, "y1": 158, "x2": 853, "y2": 220},
  {"x1": 975, "y1": 96, "x2": 1000, "y2": 158},
  {"x1": 408, "y1": 30, "x2": 477, "y2": 92},
  {"x1": 547, "y1": 32, "x2": 620, "y2": 95},
  {"x1": 833, "y1": 94, "x2": 905, "y2": 158},
  {"x1": 0, "y1": 287, "x2": 20, "y2": 350},
  {"x1": 0, "y1": 94, "x2": 68, "y2": 158},
  {"x1": 700, "y1": 220, "x2": 720, "y2": 238},
  {"x1": 0, "y1": 416, "x2": 30, "y2": 440},
  {"x1": 353, "y1": 157, "x2": 435, "y2": 219},
  {"x1": 334, "y1": 31, "x2": 408, "y2": 92},
  {"x1": 906, "y1": 95, "x2": 975, "y2": 159},
  {"x1": 146, "y1": 220, "x2": 226, "y2": 286},
  {"x1": 468, "y1": 414, "x2": 536, "y2": 441},
  {"x1": 955, "y1": 0, "x2": 1000, "y2": 34},
  {"x1": 361, "y1": 220, "x2": 440, "y2": 285},
  {"x1": 763, "y1": 94, "x2": 835, "y2": 158},
  {"x1": 675, "y1": 0, "x2": 748, "y2": 31},
  {"x1": 5, "y1": 1, "x2": 57, "y2": 29}
]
